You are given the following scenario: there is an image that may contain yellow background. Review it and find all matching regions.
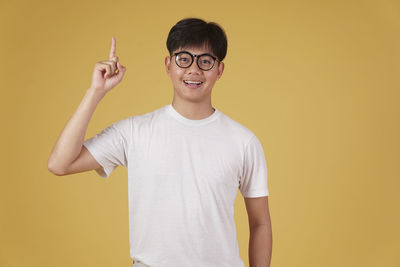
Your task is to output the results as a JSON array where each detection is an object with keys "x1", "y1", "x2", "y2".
[{"x1": 1, "y1": 0, "x2": 399, "y2": 266}]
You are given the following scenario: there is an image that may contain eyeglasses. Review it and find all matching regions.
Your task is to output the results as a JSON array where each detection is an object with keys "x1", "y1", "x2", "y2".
[{"x1": 173, "y1": 51, "x2": 218, "y2": 71}]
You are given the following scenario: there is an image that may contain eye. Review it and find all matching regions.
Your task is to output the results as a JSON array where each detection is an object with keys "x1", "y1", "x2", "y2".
[
  {"x1": 198, "y1": 55, "x2": 214, "y2": 66},
  {"x1": 200, "y1": 59, "x2": 211, "y2": 64}
]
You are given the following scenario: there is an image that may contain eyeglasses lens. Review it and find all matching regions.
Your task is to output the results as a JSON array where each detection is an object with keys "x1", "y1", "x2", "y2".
[
  {"x1": 197, "y1": 55, "x2": 214, "y2": 70},
  {"x1": 176, "y1": 53, "x2": 192, "y2": 68}
]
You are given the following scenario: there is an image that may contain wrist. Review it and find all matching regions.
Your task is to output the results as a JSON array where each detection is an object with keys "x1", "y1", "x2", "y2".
[{"x1": 86, "y1": 87, "x2": 106, "y2": 102}]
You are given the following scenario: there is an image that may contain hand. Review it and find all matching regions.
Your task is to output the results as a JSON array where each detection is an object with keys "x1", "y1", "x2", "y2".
[{"x1": 89, "y1": 37, "x2": 127, "y2": 94}]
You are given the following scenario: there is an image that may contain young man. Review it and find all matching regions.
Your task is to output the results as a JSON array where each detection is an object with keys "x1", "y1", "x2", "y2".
[{"x1": 48, "y1": 18, "x2": 272, "y2": 267}]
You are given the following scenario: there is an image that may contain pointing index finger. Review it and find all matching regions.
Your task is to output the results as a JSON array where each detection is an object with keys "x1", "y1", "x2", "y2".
[{"x1": 109, "y1": 36, "x2": 116, "y2": 59}]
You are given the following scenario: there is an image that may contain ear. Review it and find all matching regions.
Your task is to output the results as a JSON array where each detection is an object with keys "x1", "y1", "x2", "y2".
[
  {"x1": 165, "y1": 56, "x2": 171, "y2": 75},
  {"x1": 216, "y1": 62, "x2": 225, "y2": 80}
]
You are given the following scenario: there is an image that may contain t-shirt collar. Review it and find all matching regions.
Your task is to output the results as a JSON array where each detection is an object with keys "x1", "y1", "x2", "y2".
[{"x1": 166, "y1": 103, "x2": 220, "y2": 126}]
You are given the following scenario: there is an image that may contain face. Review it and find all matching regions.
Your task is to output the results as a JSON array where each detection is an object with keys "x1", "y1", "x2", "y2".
[{"x1": 165, "y1": 46, "x2": 224, "y2": 105}]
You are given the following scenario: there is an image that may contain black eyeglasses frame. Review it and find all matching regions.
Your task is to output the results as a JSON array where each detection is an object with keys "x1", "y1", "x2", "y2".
[{"x1": 172, "y1": 51, "x2": 218, "y2": 71}]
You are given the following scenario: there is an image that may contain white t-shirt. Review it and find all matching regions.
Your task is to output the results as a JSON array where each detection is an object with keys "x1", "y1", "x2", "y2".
[{"x1": 83, "y1": 104, "x2": 269, "y2": 267}]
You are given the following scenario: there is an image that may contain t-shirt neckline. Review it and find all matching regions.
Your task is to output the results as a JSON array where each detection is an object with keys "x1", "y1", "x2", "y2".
[{"x1": 166, "y1": 103, "x2": 220, "y2": 126}]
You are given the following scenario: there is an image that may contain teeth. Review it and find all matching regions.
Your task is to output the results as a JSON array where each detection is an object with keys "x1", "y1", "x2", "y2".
[{"x1": 184, "y1": 80, "x2": 202, "y2": 85}]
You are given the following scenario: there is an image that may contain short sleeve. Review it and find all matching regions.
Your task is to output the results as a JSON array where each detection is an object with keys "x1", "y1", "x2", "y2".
[
  {"x1": 239, "y1": 135, "x2": 269, "y2": 198},
  {"x1": 83, "y1": 118, "x2": 131, "y2": 178}
]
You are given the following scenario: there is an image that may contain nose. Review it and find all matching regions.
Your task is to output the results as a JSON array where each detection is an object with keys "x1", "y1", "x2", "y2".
[{"x1": 186, "y1": 58, "x2": 202, "y2": 74}]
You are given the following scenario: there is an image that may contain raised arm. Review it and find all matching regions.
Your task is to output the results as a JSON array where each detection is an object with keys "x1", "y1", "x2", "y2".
[{"x1": 47, "y1": 37, "x2": 127, "y2": 176}]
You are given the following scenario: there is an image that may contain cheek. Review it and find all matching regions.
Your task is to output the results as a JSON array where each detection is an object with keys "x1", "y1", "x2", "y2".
[
  {"x1": 170, "y1": 69, "x2": 185, "y2": 80},
  {"x1": 169, "y1": 71, "x2": 182, "y2": 82},
  {"x1": 205, "y1": 73, "x2": 218, "y2": 83}
]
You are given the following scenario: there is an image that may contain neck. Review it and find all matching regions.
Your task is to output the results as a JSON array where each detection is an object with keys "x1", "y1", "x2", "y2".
[{"x1": 171, "y1": 99, "x2": 215, "y2": 120}]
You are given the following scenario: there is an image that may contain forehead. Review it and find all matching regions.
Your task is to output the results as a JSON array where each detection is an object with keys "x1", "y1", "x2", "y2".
[{"x1": 174, "y1": 44, "x2": 215, "y2": 56}]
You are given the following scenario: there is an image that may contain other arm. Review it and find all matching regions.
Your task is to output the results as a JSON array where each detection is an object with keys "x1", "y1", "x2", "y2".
[{"x1": 245, "y1": 196, "x2": 272, "y2": 267}]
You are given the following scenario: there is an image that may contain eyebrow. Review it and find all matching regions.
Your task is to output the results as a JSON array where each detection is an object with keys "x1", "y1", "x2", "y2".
[{"x1": 175, "y1": 50, "x2": 216, "y2": 57}]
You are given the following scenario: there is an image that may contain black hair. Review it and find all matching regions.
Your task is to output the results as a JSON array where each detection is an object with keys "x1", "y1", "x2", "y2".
[{"x1": 166, "y1": 18, "x2": 228, "y2": 62}]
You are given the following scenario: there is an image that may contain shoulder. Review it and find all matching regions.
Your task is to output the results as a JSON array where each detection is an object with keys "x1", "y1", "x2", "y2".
[
  {"x1": 130, "y1": 105, "x2": 167, "y2": 125},
  {"x1": 217, "y1": 110, "x2": 256, "y2": 145},
  {"x1": 113, "y1": 105, "x2": 167, "y2": 128}
]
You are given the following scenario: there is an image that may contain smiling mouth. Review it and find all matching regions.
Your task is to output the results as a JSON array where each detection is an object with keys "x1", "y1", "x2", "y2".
[{"x1": 183, "y1": 80, "x2": 203, "y2": 85}]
